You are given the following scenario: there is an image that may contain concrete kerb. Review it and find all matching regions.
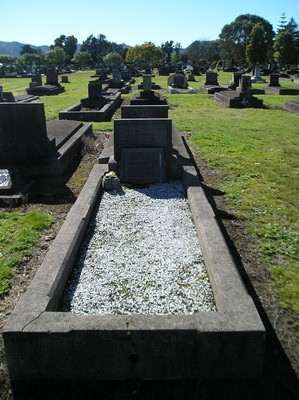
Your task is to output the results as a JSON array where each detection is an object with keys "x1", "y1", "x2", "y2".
[{"x1": 3, "y1": 128, "x2": 265, "y2": 388}]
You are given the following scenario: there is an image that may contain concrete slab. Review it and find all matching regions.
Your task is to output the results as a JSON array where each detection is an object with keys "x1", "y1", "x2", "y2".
[{"x1": 3, "y1": 128, "x2": 265, "y2": 392}]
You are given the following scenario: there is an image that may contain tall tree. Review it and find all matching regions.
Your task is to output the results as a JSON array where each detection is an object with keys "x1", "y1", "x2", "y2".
[
  {"x1": 51, "y1": 35, "x2": 78, "y2": 63},
  {"x1": 45, "y1": 47, "x2": 67, "y2": 67},
  {"x1": 277, "y1": 12, "x2": 288, "y2": 33},
  {"x1": 246, "y1": 23, "x2": 268, "y2": 66},
  {"x1": 161, "y1": 41, "x2": 174, "y2": 63},
  {"x1": 81, "y1": 34, "x2": 111, "y2": 64},
  {"x1": 219, "y1": 14, "x2": 275, "y2": 65},
  {"x1": 273, "y1": 29, "x2": 298, "y2": 68},
  {"x1": 186, "y1": 40, "x2": 220, "y2": 65}
]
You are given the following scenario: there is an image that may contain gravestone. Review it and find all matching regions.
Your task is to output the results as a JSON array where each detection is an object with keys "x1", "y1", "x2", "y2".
[
  {"x1": 46, "y1": 70, "x2": 59, "y2": 86},
  {"x1": 251, "y1": 67, "x2": 266, "y2": 83},
  {"x1": 269, "y1": 74, "x2": 280, "y2": 87},
  {"x1": 0, "y1": 86, "x2": 3, "y2": 100},
  {"x1": 32, "y1": 74, "x2": 42, "y2": 85},
  {"x1": 112, "y1": 68, "x2": 122, "y2": 84},
  {"x1": 0, "y1": 103, "x2": 56, "y2": 164},
  {"x1": 204, "y1": 72, "x2": 218, "y2": 86},
  {"x1": 61, "y1": 76, "x2": 70, "y2": 83},
  {"x1": 113, "y1": 118, "x2": 172, "y2": 183},
  {"x1": 143, "y1": 74, "x2": 152, "y2": 91},
  {"x1": 229, "y1": 72, "x2": 242, "y2": 89},
  {"x1": 168, "y1": 73, "x2": 188, "y2": 89},
  {"x1": 88, "y1": 80, "x2": 102, "y2": 99},
  {"x1": 31, "y1": 61, "x2": 37, "y2": 76}
]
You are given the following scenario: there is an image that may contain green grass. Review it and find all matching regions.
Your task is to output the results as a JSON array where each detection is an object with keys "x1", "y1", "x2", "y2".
[
  {"x1": 0, "y1": 211, "x2": 53, "y2": 294},
  {"x1": 0, "y1": 71, "x2": 298, "y2": 316}
]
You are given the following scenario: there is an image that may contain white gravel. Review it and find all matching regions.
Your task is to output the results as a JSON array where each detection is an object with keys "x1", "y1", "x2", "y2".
[{"x1": 63, "y1": 181, "x2": 216, "y2": 315}]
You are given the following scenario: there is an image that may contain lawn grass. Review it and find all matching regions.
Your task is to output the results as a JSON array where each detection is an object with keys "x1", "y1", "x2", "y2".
[{"x1": 0, "y1": 71, "x2": 298, "y2": 316}]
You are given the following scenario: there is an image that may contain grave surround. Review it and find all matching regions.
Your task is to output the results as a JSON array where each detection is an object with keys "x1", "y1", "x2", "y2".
[{"x1": 3, "y1": 121, "x2": 265, "y2": 393}]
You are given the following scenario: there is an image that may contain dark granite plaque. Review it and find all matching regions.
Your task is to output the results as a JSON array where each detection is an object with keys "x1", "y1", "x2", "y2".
[
  {"x1": 119, "y1": 147, "x2": 165, "y2": 183},
  {"x1": 114, "y1": 118, "x2": 172, "y2": 162}
]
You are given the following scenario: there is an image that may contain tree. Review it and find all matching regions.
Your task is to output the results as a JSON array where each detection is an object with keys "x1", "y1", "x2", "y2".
[
  {"x1": 273, "y1": 30, "x2": 298, "y2": 68},
  {"x1": 81, "y1": 34, "x2": 111, "y2": 64},
  {"x1": 286, "y1": 17, "x2": 299, "y2": 48},
  {"x1": 186, "y1": 40, "x2": 220, "y2": 65},
  {"x1": 45, "y1": 47, "x2": 67, "y2": 67},
  {"x1": 20, "y1": 44, "x2": 39, "y2": 55},
  {"x1": 277, "y1": 12, "x2": 288, "y2": 33},
  {"x1": 72, "y1": 51, "x2": 91, "y2": 69},
  {"x1": 51, "y1": 35, "x2": 78, "y2": 63},
  {"x1": 219, "y1": 14, "x2": 275, "y2": 65},
  {"x1": 161, "y1": 41, "x2": 174, "y2": 63},
  {"x1": 0, "y1": 55, "x2": 15, "y2": 64},
  {"x1": 246, "y1": 23, "x2": 268, "y2": 66},
  {"x1": 103, "y1": 52, "x2": 123, "y2": 67},
  {"x1": 125, "y1": 43, "x2": 164, "y2": 67}
]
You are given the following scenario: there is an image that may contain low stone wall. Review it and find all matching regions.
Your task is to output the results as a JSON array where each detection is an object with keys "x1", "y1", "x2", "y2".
[{"x1": 3, "y1": 126, "x2": 265, "y2": 393}]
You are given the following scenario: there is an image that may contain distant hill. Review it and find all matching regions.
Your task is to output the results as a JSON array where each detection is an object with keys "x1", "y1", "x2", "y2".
[{"x1": 0, "y1": 41, "x2": 50, "y2": 58}]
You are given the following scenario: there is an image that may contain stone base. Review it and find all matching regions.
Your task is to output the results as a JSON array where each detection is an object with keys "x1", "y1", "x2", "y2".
[
  {"x1": 201, "y1": 85, "x2": 227, "y2": 94},
  {"x1": 130, "y1": 91, "x2": 168, "y2": 105},
  {"x1": 59, "y1": 92, "x2": 121, "y2": 122},
  {"x1": 26, "y1": 84, "x2": 64, "y2": 96},
  {"x1": 166, "y1": 86, "x2": 196, "y2": 94},
  {"x1": 215, "y1": 90, "x2": 264, "y2": 108},
  {"x1": 284, "y1": 96, "x2": 299, "y2": 114},
  {"x1": 263, "y1": 86, "x2": 299, "y2": 95}
]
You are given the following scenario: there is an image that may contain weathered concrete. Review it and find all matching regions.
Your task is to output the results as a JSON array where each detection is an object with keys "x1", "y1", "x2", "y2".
[
  {"x1": 3, "y1": 127, "x2": 265, "y2": 393},
  {"x1": 284, "y1": 96, "x2": 299, "y2": 114},
  {"x1": 59, "y1": 91, "x2": 121, "y2": 122}
]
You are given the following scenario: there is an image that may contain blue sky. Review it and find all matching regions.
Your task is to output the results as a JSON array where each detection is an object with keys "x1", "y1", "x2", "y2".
[{"x1": 1, "y1": 0, "x2": 298, "y2": 48}]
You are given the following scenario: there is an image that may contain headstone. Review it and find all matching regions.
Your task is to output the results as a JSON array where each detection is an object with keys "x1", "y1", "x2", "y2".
[
  {"x1": 31, "y1": 61, "x2": 37, "y2": 76},
  {"x1": 61, "y1": 76, "x2": 69, "y2": 83},
  {"x1": 229, "y1": 72, "x2": 242, "y2": 89},
  {"x1": 112, "y1": 69, "x2": 122, "y2": 84},
  {"x1": 113, "y1": 118, "x2": 172, "y2": 164},
  {"x1": 46, "y1": 70, "x2": 59, "y2": 86},
  {"x1": 269, "y1": 74, "x2": 280, "y2": 87},
  {"x1": 251, "y1": 67, "x2": 266, "y2": 83},
  {"x1": 168, "y1": 73, "x2": 188, "y2": 89},
  {"x1": 204, "y1": 72, "x2": 218, "y2": 86},
  {"x1": 88, "y1": 81, "x2": 102, "y2": 99},
  {"x1": 143, "y1": 74, "x2": 152, "y2": 91},
  {"x1": 32, "y1": 74, "x2": 42, "y2": 85},
  {"x1": 237, "y1": 76, "x2": 251, "y2": 93},
  {"x1": 0, "y1": 86, "x2": 3, "y2": 100},
  {"x1": 0, "y1": 103, "x2": 56, "y2": 164}
]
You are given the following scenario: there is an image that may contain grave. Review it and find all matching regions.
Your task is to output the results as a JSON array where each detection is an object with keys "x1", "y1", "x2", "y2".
[
  {"x1": 107, "y1": 68, "x2": 131, "y2": 93},
  {"x1": 201, "y1": 71, "x2": 227, "y2": 94},
  {"x1": 131, "y1": 75, "x2": 167, "y2": 105},
  {"x1": 59, "y1": 80, "x2": 121, "y2": 122},
  {"x1": 3, "y1": 113, "x2": 265, "y2": 394},
  {"x1": 26, "y1": 70, "x2": 65, "y2": 96},
  {"x1": 0, "y1": 102, "x2": 92, "y2": 200},
  {"x1": 215, "y1": 76, "x2": 264, "y2": 108},
  {"x1": 228, "y1": 72, "x2": 243, "y2": 90},
  {"x1": 167, "y1": 73, "x2": 196, "y2": 94},
  {"x1": 251, "y1": 67, "x2": 266, "y2": 83},
  {"x1": 263, "y1": 75, "x2": 299, "y2": 95},
  {"x1": 284, "y1": 96, "x2": 299, "y2": 114},
  {"x1": 137, "y1": 74, "x2": 161, "y2": 90}
]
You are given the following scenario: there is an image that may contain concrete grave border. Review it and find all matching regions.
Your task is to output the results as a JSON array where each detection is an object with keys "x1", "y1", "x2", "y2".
[{"x1": 3, "y1": 125, "x2": 265, "y2": 389}]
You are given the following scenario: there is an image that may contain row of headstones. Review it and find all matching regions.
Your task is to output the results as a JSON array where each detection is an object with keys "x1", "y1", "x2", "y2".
[{"x1": 204, "y1": 71, "x2": 281, "y2": 89}]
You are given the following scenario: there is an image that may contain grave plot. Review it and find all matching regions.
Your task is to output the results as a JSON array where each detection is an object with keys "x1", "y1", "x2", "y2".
[
  {"x1": 201, "y1": 71, "x2": 227, "y2": 94},
  {"x1": 26, "y1": 70, "x2": 65, "y2": 96},
  {"x1": 3, "y1": 111, "x2": 265, "y2": 394},
  {"x1": 263, "y1": 74, "x2": 299, "y2": 95},
  {"x1": 131, "y1": 74, "x2": 168, "y2": 105},
  {"x1": 59, "y1": 80, "x2": 121, "y2": 122},
  {"x1": 215, "y1": 76, "x2": 264, "y2": 108},
  {"x1": 0, "y1": 102, "x2": 92, "y2": 201},
  {"x1": 166, "y1": 72, "x2": 196, "y2": 94}
]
